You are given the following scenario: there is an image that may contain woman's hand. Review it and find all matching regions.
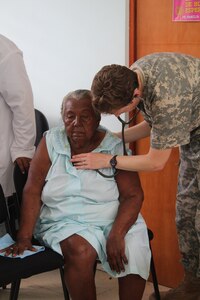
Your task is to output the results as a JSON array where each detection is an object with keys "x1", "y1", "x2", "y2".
[
  {"x1": 71, "y1": 153, "x2": 113, "y2": 170},
  {"x1": 106, "y1": 233, "x2": 128, "y2": 274},
  {"x1": 0, "y1": 238, "x2": 36, "y2": 257}
]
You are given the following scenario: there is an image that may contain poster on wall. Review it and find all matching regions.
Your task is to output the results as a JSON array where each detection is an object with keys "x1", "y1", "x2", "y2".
[{"x1": 173, "y1": 0, "x2": 200, "y2": 21}]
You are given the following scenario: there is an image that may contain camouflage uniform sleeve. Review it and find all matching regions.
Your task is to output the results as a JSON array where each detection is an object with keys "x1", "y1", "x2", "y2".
[
  {"x1": 150, "y1": 71, "x2": 193, "y2": 149},
  {"x1": 135, "y1": 53, "x2": 196, "y2": 149}
]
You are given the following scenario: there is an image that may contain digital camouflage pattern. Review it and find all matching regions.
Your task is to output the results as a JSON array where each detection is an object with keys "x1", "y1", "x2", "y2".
[
  {"x1": 131, "y1": 52, "x2": 200, "y2": 278},
  {"x1": 131, "y1": 52, "x2": 200, "y2": 150},
  {"x1": 177, "y1": 126, "x2": 200, "y2": 278}
]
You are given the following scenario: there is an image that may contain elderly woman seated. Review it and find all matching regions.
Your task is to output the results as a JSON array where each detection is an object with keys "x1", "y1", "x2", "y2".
[{"x1": 5, "y1": 90, "x2": 151, "y2": 300}]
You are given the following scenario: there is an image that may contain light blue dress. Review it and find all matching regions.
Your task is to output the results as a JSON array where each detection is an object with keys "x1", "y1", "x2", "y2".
[{"x1": 34, "y1": 126, "x2": 151, "y2": 280}]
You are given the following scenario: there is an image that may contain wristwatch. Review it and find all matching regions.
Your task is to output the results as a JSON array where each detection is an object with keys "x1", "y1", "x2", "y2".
[{"x1": 109, "y1": 155, "x2": 118, "y2": 169}]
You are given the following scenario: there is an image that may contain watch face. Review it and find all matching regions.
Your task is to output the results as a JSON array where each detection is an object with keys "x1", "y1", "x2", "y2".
[{"x1": 110, "y1": 155, "x2": 117, "y2": 168}]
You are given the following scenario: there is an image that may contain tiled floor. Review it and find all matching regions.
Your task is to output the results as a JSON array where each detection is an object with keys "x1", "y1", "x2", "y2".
[{"x1": 0, "y1": 268, "x2": 170, "y2": 300}]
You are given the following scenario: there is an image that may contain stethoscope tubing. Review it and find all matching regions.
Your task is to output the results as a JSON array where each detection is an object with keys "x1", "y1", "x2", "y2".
[{"x1": 97, "y1": 104, "x2": 141, "y2": 178}]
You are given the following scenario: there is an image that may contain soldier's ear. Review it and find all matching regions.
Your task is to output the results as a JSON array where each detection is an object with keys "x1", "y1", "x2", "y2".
[
  {"x1": 131, "y1": 96, "x2": 141, "y2": 107},
  {"x1": 133, "y1": 88, "x2": 140, "y2": 98}
]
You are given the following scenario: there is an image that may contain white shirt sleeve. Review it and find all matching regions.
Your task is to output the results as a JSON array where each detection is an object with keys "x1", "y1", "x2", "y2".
[{"x1": 1, "y1": 50, "x2": 36, "y2": 162}]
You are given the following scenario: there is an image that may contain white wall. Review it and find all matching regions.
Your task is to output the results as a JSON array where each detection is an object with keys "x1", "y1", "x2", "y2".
[{"x1": 0, "y1": 0, "x2": 128, "y2": 130}]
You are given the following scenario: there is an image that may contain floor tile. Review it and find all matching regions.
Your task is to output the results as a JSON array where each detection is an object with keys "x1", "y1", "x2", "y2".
[{"x1": 0, "y1": 269, "x2": 170, "y2": 299}]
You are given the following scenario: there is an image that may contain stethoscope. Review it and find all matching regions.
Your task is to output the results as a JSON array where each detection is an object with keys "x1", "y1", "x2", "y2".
[{"x1": 96, "y1": 97, "x2": 143, "y2": 178}]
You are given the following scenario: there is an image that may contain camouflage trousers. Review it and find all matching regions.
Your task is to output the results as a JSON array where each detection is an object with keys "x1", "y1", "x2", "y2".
[{"x1": 176, "y1": 126, "x2": 200, "y2": 278}]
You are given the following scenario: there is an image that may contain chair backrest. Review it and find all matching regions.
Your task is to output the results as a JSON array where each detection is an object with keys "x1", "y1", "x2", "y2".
[
  {"x1": 0, "y1": 185, "x2": 8, "y2": 224},
  {"x1": 0, "y1": 184, "x2": 12, "y2": 235},
  {"x1": 34, "y1": 109, "x2": 49, "y2": 147},
  {"x1": 13, "y1": 165, "x2": 28, "y2": 207},
  {"x1": 13, "y1": 109, "x2": 49, "y2": 206}
]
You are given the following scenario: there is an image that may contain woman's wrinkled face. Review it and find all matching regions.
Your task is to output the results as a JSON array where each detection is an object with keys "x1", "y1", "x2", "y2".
[{"x1": 63, "y1": 97, "x2": 100, "y2": 149}]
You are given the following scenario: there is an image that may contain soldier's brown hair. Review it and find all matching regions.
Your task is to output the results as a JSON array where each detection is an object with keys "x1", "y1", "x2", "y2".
[{"x1": 91, "y1": 64, "x2": 138, "y2": 114}]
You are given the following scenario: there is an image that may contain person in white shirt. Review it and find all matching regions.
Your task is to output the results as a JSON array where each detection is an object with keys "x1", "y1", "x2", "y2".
[{"x1": 0, "y1": 34, "x2": 36, "y2": 198}]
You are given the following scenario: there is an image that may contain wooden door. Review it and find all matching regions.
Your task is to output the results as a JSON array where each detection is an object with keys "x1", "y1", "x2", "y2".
[{"x1": 129, "y1": 0, "x2": 200, "y2": 287}]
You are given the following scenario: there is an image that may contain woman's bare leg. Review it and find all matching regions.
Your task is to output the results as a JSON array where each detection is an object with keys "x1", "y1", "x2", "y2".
[
  {"x1": 118, "y1": 274, "x2": 146, "y2": 300},
  {"x1": 60, "y1": 234, "x2": 97, "y2": 300}
]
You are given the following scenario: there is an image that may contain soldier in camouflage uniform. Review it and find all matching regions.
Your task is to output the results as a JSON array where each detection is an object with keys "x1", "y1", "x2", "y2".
[{"x1": 71, "y1": 52, "x2": 200, "y2": 300}]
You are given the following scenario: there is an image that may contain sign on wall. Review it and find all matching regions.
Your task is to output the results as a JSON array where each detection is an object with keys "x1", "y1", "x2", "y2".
[{"x1": 173, "y1": 0, "x2": 200, "y2": 21}]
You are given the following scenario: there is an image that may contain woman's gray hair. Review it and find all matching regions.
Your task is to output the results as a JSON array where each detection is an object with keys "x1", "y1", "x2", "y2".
[{"x1": 61, "y1": 89, "x2": 101, "y2": 121}]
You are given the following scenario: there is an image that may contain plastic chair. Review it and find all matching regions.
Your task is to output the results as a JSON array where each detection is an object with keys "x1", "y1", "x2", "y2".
[
  {"x1": 33, "y1": 109, "x2": 161, "y2": 298},
  {"x1": 0, "y1": 183, "x2": 69, "y2": 300}
]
